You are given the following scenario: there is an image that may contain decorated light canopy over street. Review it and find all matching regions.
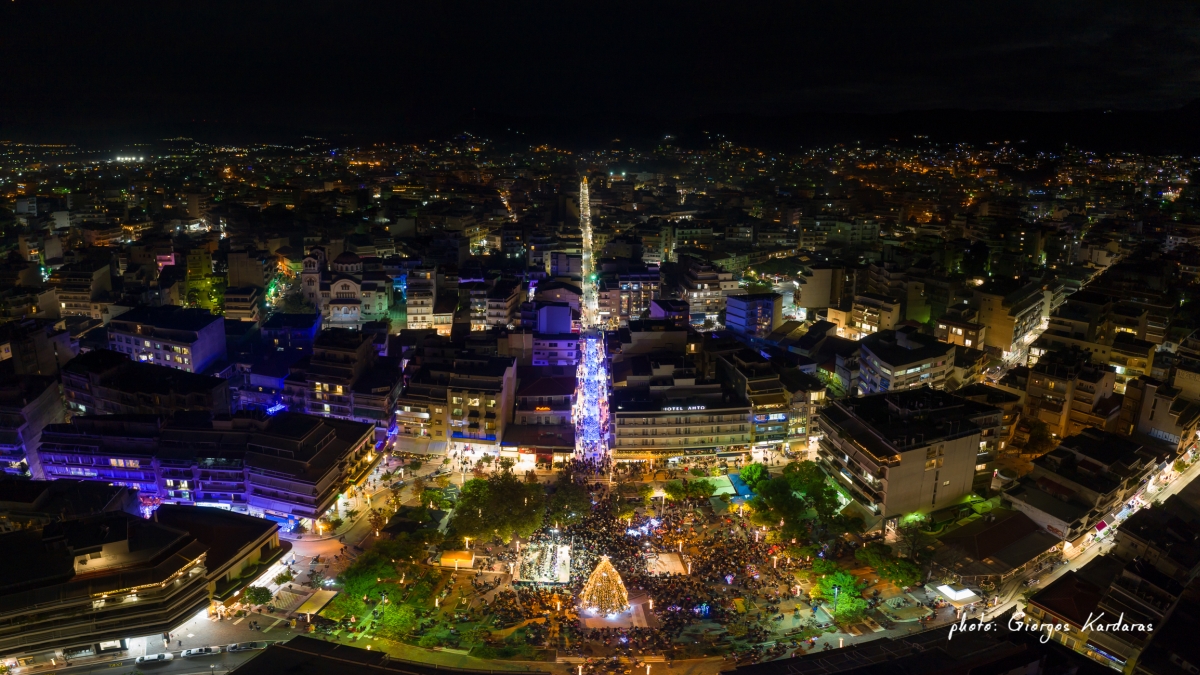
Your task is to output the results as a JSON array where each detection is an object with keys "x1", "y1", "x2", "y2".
[
  {"x1": 573, "y1": 333, "x2": 610, "y2": 458},
  {"x1": 580, "y1": 555, "x2": 629, "y2": 616}
]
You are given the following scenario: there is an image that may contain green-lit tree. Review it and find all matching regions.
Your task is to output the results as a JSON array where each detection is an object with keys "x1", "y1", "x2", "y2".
[
  {"x1": 810, "y1": 570, "x2": 867, "y2": 623},
  {"x1": 547, "y1": 479, "x2": 591, "y2": 527},
  {"x1": 243, "y1": 586, "x2": 272, "y2": 606},
  {"x1": 739, "y1": 463, "x2": 769, "y2": 491},
  {"x1": 451, "y1": 470, "x2": 545, "y2": 543}
]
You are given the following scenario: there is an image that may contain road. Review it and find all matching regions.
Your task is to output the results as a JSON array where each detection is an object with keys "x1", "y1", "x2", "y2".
[
  {"x1": 36, "y1": 650, "x2": 254, "y2": 675},
  {"x1": 980, "y1": 453, "x2": 1200, "y2": 623}
]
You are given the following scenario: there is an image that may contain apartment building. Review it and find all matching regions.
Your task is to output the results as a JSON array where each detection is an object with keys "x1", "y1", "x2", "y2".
[
  {"x1": 227, "y1": 248, "x2": 273, "y2": 289},
  {"x1": 677, "y1": 256, "x2": 738, "y2": 325},
  {"x1": 62, "y1": 349, "x2": 231, "y2": 417},
  {"x1": 107, "y1": 306, "x2": 227, "y2": 374},
  {"x1": 261, "y1": 312, "x2": 322, "y2": 354},
  {"x1": 224, "y1": 286, "x2": 263, "y2": 324},
  {"x1": 716, "y1": 349, "x2": 790, "y2": 456},
  {"x1": 858, "y1": 326, "x2": 956, "y2": 395},
  {"x1": 1004, "y1": 429, "x2": 1161, "y2": 542},
  {"x1": 1032, "y1": 291, "x2": 1160, "y2": 393},
  {"x1": 405, "y1": 267, "x2": 437, "y2": 330},
  {"x1": 281, "y1": 328, "x2": 402, "y2": 437},
  {"x1": 1025, "y1": 348, "x2": 1123, "y2": 439},
  {"x1": 596, "y1": 267, "x2": 660, "y2": 327},
  {"x1": 485, "y1": 280, "x2": 521, "y2": 328},
  {"x1": 1023, "y1": 556, "x2": 1177, "y2": 671},
  {"x1": 1119, "y1": 376, "x2": 1200, "y2": 456},
  {"x1": 0, "y1": 375, "x2": 63, "y2": 478},
  {"x1": 398, "y1": 351, "x2": 517, "y2": 458},
  {"x1": 48, "y1": 261, "x2": 112, "y2": 320},
  {"x1": 37, "y1": 411, "x2": 376, "y2": 524},
  {"x1": 817, "y1": 389, "x2": 1002, "y2": 522},
  {"x1": 0, "y1": 512, "x2": 211, "y2": 660},
  {"x1": 0, "y1": 319, "x2": 76, "y2": 377},
  {"x1": 611, "y1": 387, "x2": 752, "y2": 462},
  {"x1": 935, "y1": 307, "x2": 987, "y2": 349},
  {"x1": 725, "y1": 293, "x2": 783, "y2": 339},
  {"x1": 848, "y1": 293, "x2": 901, "y2": 338},
  {"x1": 974, "y1": 278, "x2": 1045, "y2": 360}
]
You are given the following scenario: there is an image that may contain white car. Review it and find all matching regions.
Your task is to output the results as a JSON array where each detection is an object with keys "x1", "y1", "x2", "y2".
[
  {"x1": 135, "y1": 653, "x2": 174, "y2": 664},
  {"x1": 181, "y1": 646, "x2": 221, "y2": 658}
]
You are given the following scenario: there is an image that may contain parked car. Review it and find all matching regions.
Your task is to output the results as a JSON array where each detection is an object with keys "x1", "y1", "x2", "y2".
[
  {"x1": 181, "y1": 646, "x2": 221, "y2": 658},
  {"x1": 135, "y1": 653, "x2": 174, "y2": 664},
  {"x1": 227, "y1": 642, "x2": 267, "y2": 652}
]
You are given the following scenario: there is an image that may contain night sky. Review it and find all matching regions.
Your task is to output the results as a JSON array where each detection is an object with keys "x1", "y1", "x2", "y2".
[{"x1": 3, "y1": 1, "x2": 1199, "y2": 142}]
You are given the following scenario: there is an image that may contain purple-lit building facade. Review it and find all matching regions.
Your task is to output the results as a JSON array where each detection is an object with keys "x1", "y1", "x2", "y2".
[{"x1": 35, "y1": 412, "x2": 376, "y2": 526}]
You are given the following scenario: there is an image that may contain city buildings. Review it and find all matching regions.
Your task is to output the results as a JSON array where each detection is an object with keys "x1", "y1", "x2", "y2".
[
  {"x1": 106, "y1": 306, "x2": 227, "y2": 375},
  {"x1": 677, "y1": 256, "x2": 738, "y2": 326},
  {"x1": 816, "y1": 389, "x2": 1002, "y2": 522},
  {"x1": 62, "y1": 349, "x2": 231, "y2": 417},
  {"x1": 1003, "y1": 429, "x2": 1163, "y2": 543},
  {"x1": 724, "y1": 293, "x2": 783, "y2": 339},
  {"x1": 0, "y1": 375, "x2": 63, "y2": 478},
  {"x1": 36, "y1": 411, "x2": 376, "y2": 525},
  {"x1": 1025, "y1": 348, "x2": 1123, "y2": 439},
  {"x1": 858, "y1": 326, "x2": 956, "y2": 395}
]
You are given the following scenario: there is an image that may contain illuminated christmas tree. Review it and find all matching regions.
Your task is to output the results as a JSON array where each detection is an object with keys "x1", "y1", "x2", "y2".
[{"x1": 580, "y1": 555, "x2": 629, "y2": 615}]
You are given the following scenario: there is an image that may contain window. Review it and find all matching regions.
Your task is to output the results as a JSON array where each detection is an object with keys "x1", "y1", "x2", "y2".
[
  {"x1": 109, "y1": 458, "x2": 140, "y2": 468},
  {"x1": 451, "y1": 397, "x2": 462, "y2": 405}
]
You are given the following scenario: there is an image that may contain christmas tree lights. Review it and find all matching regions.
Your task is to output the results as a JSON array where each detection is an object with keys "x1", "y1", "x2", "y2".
[{"x1": 580, "y1": 555, "x2": 629, "y2": 615}]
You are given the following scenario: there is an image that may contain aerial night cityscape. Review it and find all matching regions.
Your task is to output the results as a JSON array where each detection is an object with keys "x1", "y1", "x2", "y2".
[{"x1": 5, "y1": 4, "x2": 1200, "y2": 675}]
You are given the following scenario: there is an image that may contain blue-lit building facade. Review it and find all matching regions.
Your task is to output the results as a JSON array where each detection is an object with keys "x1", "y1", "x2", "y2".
[{"x1": 35, "y1": 412, "x2": 377, "y2": 527}]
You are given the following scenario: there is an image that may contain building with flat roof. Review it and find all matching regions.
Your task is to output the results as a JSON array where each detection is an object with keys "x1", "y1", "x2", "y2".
[
  {"x1": 261, "y1": 312, "x2": 321, "y2": 354},
  {"x1": 1004, "y1": 428, "x2": 1161, "y2": 543},
  {"x1": 0, "y1": 375, "x2": 64, "y2": 479},
  {"x1": 0, "y1": 318, "x2": 76, "y2": 377},
  {"x1": 223, "y1": 286, "x2": 263, "y2": 325},
  {"x1": 106, "y1": 306, "x2": 227, "y2": 374},
  {"x1": 817, "y1": 388, "x2": 1002, "y2": 523},
  {"x1": 725, "y1": 293, "x2": 783, "y2": 339},
  {"x1": 0, "y1": 511, "x2": 211, "y2": 661},
  {"x1": 1023, "y1": 556, "x2": 1178, "y2": 671},
  {"x1": 36, "y1": 412, "x2": 375, "y2": 525},
  {"x1": 62, "y1": 349, "x2": 231, "y2": 417},
  {"x1": 1025, "y1": 348, "x2": 1122, "y2": 439},
  {"x1": 858, "y1": 326, "x2": 956, "y2": 395}
]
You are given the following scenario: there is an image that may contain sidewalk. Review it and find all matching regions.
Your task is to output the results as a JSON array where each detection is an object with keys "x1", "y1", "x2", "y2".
[{"x1": 283, "y1": 459, "x2": 444, "y2": 543}]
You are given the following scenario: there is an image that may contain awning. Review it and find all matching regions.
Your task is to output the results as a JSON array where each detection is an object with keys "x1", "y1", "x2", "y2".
[{"x1": 295, "y1": 589, "x2": 338, "y2": 616}]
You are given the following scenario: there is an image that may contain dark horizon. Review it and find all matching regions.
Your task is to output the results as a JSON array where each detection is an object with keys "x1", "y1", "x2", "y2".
[{"x1": 5, "y1": 1, "x2": 1200, "y2": 151}]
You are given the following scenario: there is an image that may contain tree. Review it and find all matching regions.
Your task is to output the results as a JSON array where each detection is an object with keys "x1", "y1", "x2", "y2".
[
  {"x1": 547, "y1": 479, "x2": 591, "y2": 527},
  {"x1": 273, "y1": 570, "x2": 294, "y2": 585},
  {"x1": 687, "y1": 478, "x2": 716, "y2": 500},
  {"x1": 878, "y1": 558, "x2": 922, "y2": 588},
  {"x1": 369, "y1": 510, "x2": 389, "y2": 533},
  {"x1": 243, "y1": 586, "x2": 273, "y2": 606},
  {"x1": 280, "y1": 290, "x2": 315, "y2": 315},
  {"x1": 309, "y1": 570, "x2": 326, "y2": 588},
  {"x1": 1025, "y1": 420, "x2": 1056, "y2": 455},
  {"x1": 411, "y1": 476, "x2": 427, "y2": 497},
  {"x1": 374, "y1": 603, "x2": 418, "y2": 640},
  {"x1": 810, "y1": 570, "x2": 867, "y2": 623},
  {"x1": 894, "y1": 513, "x2": 935, "y2": 562},
  {"x1": 854, "y1": 542, "x2": 894, "y2": 568},
  {"x1": 451, "y1": 471, "x2": 545, "y2": 543},
  {"x1": 662, "y1": 480, "x2": 689, "y2": 502},
  {"x1": 636, "y1": 484, "x2": 654, "y2": 508},
  {"x1": 750, "y1": 476, "x2": 809, "y2": 542},
  {"x1": 739, "y1": 463, "x2": 769, "y2": 491}
]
